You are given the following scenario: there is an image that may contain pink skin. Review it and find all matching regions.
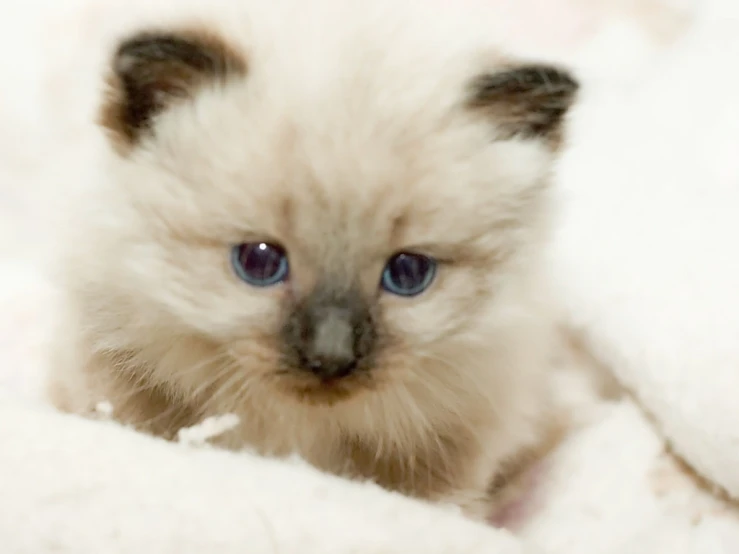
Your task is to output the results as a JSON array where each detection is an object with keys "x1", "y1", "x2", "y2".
[{"x1": 489, "y1": 459, "x2": 552, "y2": 530}]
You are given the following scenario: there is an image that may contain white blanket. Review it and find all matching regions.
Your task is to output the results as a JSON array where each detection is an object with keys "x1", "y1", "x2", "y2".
[
  {"x1": 1, "y1": 1, "x2": 739, "y2": 553},
  {"x1": 552, "y1": 1, "x2": 739, "y2": 503}
]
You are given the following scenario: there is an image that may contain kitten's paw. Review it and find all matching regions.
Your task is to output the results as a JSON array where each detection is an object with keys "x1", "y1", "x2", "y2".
[{"x1": 436, "y1": 489, "x2": 493, "y2": 522}]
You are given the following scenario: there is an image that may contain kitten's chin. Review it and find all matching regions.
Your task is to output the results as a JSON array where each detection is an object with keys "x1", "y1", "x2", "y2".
[{"x1": 275, "y1": 372, "x2": 376, "y2": 407}]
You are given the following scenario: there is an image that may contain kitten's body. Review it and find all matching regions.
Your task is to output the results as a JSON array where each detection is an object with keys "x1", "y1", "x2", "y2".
[{"x1": 47, "y1": 0, "x2": 581, "y2": 519}]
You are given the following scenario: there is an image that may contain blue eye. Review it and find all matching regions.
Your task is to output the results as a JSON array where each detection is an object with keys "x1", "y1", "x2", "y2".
[
  {"x1": 381, "y1": 252, "x2": 437, "y2": 297},
  {"x1": 231, "y1": 243, "x2": 289, "y2": 287}
]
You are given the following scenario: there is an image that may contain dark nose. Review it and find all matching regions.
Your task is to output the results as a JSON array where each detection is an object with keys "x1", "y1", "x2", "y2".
[
  {"x1": 283, "y1": 286, "x2": 375, "y2": 380},
  {"x1": 302, "y1": 306, "x2": 357, "y2": 379}
]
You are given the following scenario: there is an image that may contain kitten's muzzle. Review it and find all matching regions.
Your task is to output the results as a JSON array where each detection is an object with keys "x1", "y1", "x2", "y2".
[{"x1": 283, "y1": 286, "x2": 376, "y2": 381}]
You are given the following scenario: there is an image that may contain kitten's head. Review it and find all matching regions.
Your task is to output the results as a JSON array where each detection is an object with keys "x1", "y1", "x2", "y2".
[{"x1": 78, "y1": 3, "x2": 577, "y2": 430}]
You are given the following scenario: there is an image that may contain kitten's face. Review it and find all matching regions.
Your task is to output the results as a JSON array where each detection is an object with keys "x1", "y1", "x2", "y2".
[{"x1": 85, "y1": 9, "x2": 577, "y2": 419}]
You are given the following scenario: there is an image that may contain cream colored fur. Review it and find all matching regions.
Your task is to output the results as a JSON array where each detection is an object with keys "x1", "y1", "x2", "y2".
[{"x1": 47, "y1": 0, "x2": 578, "y2": 519}]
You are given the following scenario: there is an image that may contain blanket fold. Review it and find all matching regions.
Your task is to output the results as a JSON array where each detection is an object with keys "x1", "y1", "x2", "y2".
[
  {"x1": 0, "y1": 395, "x2": 529, "y2": 554},
  {"x1": 551, "y1": 7, "x2": 739, "y2": 502}
]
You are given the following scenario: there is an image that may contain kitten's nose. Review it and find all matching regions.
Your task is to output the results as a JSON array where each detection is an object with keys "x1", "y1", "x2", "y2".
[
  {"x1": 302, "y1": 307, "x2": 358, "y2": 379},
  {"x1": 283, "y1": 286, "x2": 375, "y2": 381}
]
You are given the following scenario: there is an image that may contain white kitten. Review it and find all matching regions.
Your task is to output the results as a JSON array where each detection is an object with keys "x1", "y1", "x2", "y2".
[{"x1": 46, "y1": 0, "x2": 580, "y2": 520}]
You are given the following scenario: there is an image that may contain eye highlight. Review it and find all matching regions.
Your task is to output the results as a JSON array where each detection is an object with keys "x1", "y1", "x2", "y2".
[
  {"x1": 231, "y1": 243, "x2": 289, "y2": 287},
  {"x1": 381, "y1": 252, "x2": 437, "y2": 297}
]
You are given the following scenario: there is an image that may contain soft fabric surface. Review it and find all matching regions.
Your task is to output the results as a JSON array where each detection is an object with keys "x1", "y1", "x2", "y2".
[
  {"x1": 2, "y1": 0, "x2": 739, "y2": 552},
  {"x1": 552, "y1": 2, "x2": 739, "y2": 502},
  {"x1": 0, "y1": 392, "x2": 529, "y2": 554}
]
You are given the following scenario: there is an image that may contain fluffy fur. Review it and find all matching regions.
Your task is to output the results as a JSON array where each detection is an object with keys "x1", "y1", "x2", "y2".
[{"x1": 46, "y1": 0, "x2": 579, "y2": 519}]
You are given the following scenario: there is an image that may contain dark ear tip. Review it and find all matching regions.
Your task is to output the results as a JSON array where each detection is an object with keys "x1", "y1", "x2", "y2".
[
  {"x1": 111, "y1": 32, "x2": 165, "y2": 77},
  {"x1": 475, "y1": 64, "x2": 578, "y2": 90},
  {"x1": 468, "y1": 63, "x2": 580, "y2": 143},
  {"x1": 112, "y1": 30, "x2": 245, "y2": 76},
  {"x1": 99, "y1": 28, "x2": 247, "y2": 153}
]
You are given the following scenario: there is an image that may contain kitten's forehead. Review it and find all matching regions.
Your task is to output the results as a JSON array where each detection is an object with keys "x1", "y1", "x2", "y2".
[
  {"x1": 190, "y1": 86, "x2": 550, "y2": 266},
  {"x1": 181, "y1": 63, "x2": 510, "y2": 225}
]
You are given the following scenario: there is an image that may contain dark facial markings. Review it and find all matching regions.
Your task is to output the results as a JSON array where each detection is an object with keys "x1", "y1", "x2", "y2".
[{"x1": 281, "y1": 283, "x2": 377, "y2": 382}]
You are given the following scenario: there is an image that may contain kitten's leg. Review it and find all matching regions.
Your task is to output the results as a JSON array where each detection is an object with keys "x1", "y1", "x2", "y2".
[
  {"x1": 441, "y1": 327, "x2": 618, "y2": 522},
  {"x1": 47, "y1": 342, "x2": 197, "y2": 440}
]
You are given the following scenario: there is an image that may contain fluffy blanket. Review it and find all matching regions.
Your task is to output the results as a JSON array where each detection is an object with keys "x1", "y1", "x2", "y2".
[{"x1": 1, "y1": 0, "x2": 739, "y2": 553}]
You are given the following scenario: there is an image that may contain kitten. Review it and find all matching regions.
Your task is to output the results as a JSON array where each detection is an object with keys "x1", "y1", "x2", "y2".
[{"x1": 46, "y1": 0, "x2": 579, "y2": 520}]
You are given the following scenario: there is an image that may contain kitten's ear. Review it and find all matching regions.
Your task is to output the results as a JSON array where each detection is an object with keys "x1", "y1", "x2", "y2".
[
  {"x1": 468, "y1": 64, "x2": 579, "y2": 145},
  {"x1": 99, "y1": 29, "x2": 246, "y2": 151}
]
